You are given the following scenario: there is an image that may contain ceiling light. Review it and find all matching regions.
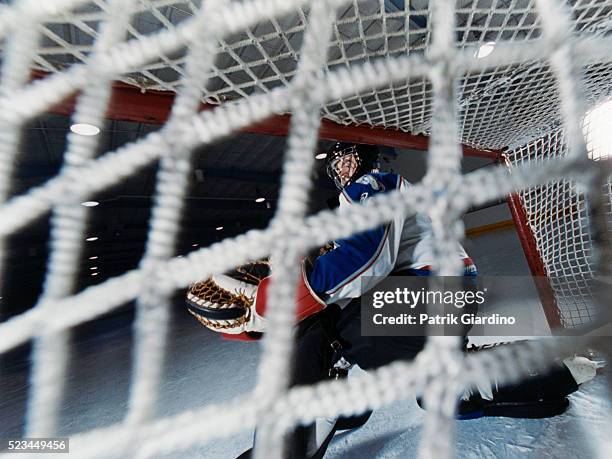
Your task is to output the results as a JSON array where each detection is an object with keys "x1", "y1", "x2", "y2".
[
  {"x1": 70, "y1": 123, "x2": 100, "y2": 136},
  {"x1": 475, "y1": 41, "x2": 496, "y2": 59},
  {"x1": 192, "y1": 243, "x2": 199, "y2": 247},
  {"x1": 90, "y1": 266, "x2": 98, "y2": 270},
  {"x1": 583, "y1": 97, "x2": 612, "y2": 161},
  {"x1": 91, "y1": 272, "x2": 99, "y2": 276},
  {"x1": 85, "y1": 236, "x2": 98, "y2": 242},
  {"x1": 216, "y1": 226, "x2": 224, "y2": 231},
  {"x1": 89, "y1": 256, "x2": 98, "y2": 260},
  {"x1": 81, "y1": 201, "x2": 99, "y2": 207},
  {"x1": 254, "y1": 186, "x2": 266, "y2": 203},
  {"x1": 315, "y1": 153, "x2": 327, "y2": 160}
]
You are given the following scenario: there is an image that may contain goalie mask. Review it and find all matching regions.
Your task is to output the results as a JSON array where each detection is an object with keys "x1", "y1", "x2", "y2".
[{"x1": 324, "y1": 142, "x2": 380, "y2": 190}]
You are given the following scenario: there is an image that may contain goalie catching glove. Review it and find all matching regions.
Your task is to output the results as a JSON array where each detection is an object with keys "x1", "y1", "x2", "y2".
[{"x1": 186, "y1": 264, "x2": 326, "y2": 341}]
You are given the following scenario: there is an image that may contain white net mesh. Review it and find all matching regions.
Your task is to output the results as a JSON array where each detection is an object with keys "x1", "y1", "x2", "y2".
[
  {"x1": 507, "y1": 121, "x2": 611, "y2": 328},
  {"x1": 0, "y1": 0, "x2": 610, "y2": 458},
  {"x1": 21, "y1": 0, "x2": 612, "y2": 148}
]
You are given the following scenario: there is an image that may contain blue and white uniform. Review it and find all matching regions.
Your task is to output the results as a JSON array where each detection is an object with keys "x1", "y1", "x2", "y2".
[{"x1": 307, "y1": 172, "x2": 475, "y2": 305}]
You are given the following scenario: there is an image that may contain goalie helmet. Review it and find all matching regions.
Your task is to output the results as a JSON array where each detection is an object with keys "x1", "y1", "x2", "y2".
[{"x1": 324, "y1": 142, "x2": 380, "y2": 190}]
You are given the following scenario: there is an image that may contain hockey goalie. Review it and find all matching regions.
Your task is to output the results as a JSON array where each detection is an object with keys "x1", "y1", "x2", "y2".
[{"x1": 185, "y1": 142, "x2": 602, "y2": 459}]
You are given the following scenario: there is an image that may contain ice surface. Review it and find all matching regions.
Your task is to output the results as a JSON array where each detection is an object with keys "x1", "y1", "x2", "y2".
[{"x1": 1, "y1": 308, "x2": 609, "y2": 459}]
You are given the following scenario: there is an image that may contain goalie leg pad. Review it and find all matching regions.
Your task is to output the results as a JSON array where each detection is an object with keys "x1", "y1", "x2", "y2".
[{"x1": 417, "y1": 395, "x2": 571, "y2": 420}]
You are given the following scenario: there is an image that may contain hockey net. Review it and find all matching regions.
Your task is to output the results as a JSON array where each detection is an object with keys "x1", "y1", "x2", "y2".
[
  {"x1": 0, "y1": 0, "x2": 610, "y2": 458},
  {"x1": 507, "y1": 120, "x2": 612, "y2": 329}
]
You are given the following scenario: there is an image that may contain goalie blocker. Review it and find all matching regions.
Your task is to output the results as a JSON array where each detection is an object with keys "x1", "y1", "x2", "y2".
[{"x1": 186, "y1": 265, "x2": 325, "y2": 341}]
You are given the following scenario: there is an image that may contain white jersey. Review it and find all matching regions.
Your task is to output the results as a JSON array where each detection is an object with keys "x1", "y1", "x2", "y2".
[
  {"x1": 307, "y1": 172, "x2": 473, "y2": 305},
  {"x1": 394, "y1": 179, "x2": 469, "y2": 271}
]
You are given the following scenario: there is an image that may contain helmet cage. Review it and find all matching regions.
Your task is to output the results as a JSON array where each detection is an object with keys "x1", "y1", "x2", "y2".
[
  {"x1": 325, "y1": 143, "x2": 380, "y2": 190},
  {"x1": 326, "y1": 144, "x2": 362, "y2": 189}
]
